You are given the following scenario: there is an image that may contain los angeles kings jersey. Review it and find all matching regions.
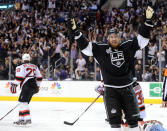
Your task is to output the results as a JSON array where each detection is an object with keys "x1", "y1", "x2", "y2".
[
  {"x1": 13, "y1": 63, "x2": 42, "y2": 88},
  {"x1": 75, "y1": 34, "x2": 149, "y2": 87}
]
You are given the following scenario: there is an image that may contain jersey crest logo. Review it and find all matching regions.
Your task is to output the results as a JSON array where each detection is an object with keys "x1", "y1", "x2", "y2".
[{"x1": 106, "y1": 48, "x2": 125, "y2": 68}]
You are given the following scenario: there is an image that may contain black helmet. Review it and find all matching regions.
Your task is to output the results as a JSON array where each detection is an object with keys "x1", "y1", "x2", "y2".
[{"x1": 108, "y1": 28, "x2": 118, "y2": 35}]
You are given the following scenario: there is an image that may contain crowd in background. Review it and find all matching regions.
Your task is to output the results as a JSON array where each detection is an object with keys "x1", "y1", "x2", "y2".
[{"x1": 0, "y1": 0, "x2": 166, "y2": 81}]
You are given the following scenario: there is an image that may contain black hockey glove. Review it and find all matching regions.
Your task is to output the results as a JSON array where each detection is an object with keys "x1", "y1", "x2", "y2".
[
  {"x1": 139, "y1": 6, "x2": 154, "y2": 38},
  {"x1": 67, "y1": 17, "x2": 80, "y2": 37}
]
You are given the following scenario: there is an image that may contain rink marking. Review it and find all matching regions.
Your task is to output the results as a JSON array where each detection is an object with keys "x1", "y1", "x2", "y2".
[{"x1": 0, "y1": 96, "x2": 162, "y2": 103}]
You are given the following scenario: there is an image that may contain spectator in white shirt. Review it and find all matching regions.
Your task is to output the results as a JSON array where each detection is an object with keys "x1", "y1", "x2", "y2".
[{"x1": 76, "y1": 54, "x2": 86, "y2": 72}]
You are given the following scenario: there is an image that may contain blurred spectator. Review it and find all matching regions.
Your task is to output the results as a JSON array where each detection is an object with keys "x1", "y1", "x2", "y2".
[
  {"x1": 135, "y1": 64, "x2": 142, "y2": 81},
  {"x1": 142, "y1": 69, "x2": 152, "y2": 82},
  {"x1": 156, "y1": 49, "x2": 166, "y2": 69},
  {"x1": 75, "y1": 54, "x2": 86, "y2": 72},
  {"x1": 95, "y1": 67, "x2": 101, "y2": 81},
  {"x1": 75, "y1": 68, "x2": 82, "y2": 80},
  {"x1": 0, "y1": 64, "x2": 8, "y2": 80},
  {"x1": 54, "y1": 65, "x2": 69, "y2": 80},
  {"x1": 147, "y1": 41, "x2": 157, "y2": 63},
  {"x1": 60, "y1": 50, "x2": 69, "y2": 67},
  {"x1": 70, "y1": 43, "x2": 78, "y2": 62},
  {"x1": 86, "y1": 56, "x2": 94, "y2": 74},
  {"x1": 150, "y1": 65, "x2": 159, "y2": 81}
]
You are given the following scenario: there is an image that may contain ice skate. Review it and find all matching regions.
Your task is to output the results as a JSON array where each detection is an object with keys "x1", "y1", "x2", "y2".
[
  {"x1": 13, "y1": 120, "x2": 24, "y2": 125},
  {"x1": 23, "y1": 119, "x2": 32, "y2": 125}
]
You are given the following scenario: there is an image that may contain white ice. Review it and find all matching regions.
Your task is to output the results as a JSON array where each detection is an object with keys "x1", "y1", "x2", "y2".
[{"x1": 0, "y1": 101, "x2": 167, "y2": 131}]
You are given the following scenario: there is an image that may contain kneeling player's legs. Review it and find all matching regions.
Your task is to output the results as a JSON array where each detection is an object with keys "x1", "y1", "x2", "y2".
[{"x1": 104, "y1": 87, "x2": 122, "y2": 128}]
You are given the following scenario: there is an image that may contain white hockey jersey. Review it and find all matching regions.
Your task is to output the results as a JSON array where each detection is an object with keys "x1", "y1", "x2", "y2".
[
  {"x1": 13, "y1": 63, "x2": 42, "y2": 88},
  {"x1": 133, "y1": 83, "x2": 146, "y2": 119}
]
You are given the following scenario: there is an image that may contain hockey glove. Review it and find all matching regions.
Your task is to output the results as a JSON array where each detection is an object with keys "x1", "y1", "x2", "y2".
[
  {"x1": 139, "y1": 6, "x2": 154, "y2": 38},
  {"x1": 146, "y1": 6, "x2": 154, "y2": 20},
  {"x1": 67, "y1": 17, "x2": 80, "y2": 37},
  {"x1": 95, "y1": 85, "x2": 104, "y2": 95},
  {"x1": 10, "y1": 83, "x2": 17, "y2": 94},
  {"x1": 145, "y1": 6, "x2": 154, "y2": 27}
]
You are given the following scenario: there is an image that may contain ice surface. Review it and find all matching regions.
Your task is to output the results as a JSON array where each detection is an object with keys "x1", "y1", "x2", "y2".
[{"x1": 0, "y1": 101, "x2": 166, "y2": 131}]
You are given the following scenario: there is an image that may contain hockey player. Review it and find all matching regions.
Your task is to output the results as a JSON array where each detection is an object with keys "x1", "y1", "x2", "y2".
[
  {"x1": 67, "y1": 6, "x2": 154, "y2": 131},
  {"x1": 162, "y1": 65, "x2": 167, "y2": 107},
  {"x1": 142, "y1": 120, "x2": 167, "y2": 131},
  {"x1": 95, "y1": 79, "x2": 146, "y2": 120},
  {"x1": 10, "y1": 53, "x2": 42, "y2": 125},
  {"x1": 132, "y1": 81, "x2": 146, "y2": 121}
]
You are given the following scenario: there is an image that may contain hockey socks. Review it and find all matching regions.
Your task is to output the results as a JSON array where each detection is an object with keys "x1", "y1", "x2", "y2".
[{"x1": 14, "y1": 102, "x2": 31, "y2": 125}]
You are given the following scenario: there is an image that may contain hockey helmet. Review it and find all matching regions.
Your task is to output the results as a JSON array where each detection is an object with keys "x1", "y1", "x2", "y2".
[
  {"x1": 22, "y1": 53, "x2": 30, "y2": 61},
  {"x1": 108, "y1": 28, "x2": 118, "y2": 35},
  {"x1": 143, "y1": 121, "x2": 167, "y2": 131}
]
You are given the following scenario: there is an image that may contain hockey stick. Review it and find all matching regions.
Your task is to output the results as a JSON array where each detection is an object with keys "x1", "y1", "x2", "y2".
[
  {"x1": 64, "y1": 94, "x2": 101, "y2": 125},
  {"x1": 0, "y1": 103, "x2": 19, "y2": 121}
]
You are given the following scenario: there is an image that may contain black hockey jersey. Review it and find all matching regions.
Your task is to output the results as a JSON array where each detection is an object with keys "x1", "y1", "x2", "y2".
[
  {"x1": 75, "y1": 33, "x2": 149, "y2": 87},
  {"x1": 162, "y1": 65, "x2": 167, "y2": 101}
]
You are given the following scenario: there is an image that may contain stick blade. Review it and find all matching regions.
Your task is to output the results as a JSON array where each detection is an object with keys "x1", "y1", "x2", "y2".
[{"x1": 64, "y1": 121, "x2": 74, "y2": 125}]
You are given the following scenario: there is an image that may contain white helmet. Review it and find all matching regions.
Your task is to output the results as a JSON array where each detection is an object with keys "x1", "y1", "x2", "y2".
[{"x1": 22, "y1": 53, "x2": 30, "y2": 61}]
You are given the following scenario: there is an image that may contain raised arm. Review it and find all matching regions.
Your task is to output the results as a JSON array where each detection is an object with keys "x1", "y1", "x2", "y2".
[
  {"x1": 67, "y1": 18, "x2": 93, "y2": 56},
  {"x1": 137, "y1": 6, "x2": 154, "y2": 49}
]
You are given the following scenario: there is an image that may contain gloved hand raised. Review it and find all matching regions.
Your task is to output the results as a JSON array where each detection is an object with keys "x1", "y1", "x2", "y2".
[
  {"x1": 146, "y1": 6, "x2": 154, "y2": 20},
  {"x1": 71, "y1": 18, "x2": 77, "y2": 30},
  {"x1": 67, "y1": 17, "x2": 80, "y2": 37},
  {"x1": 145, "y1": 6, "x2": 154, "y2": 27}
]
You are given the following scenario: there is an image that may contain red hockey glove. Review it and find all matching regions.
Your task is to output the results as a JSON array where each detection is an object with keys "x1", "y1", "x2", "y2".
[
  {"x1": 10, "y1": 83, "x2": 17, "y2": 94},
  {"x1": 95, "y1": 85, "x2": 104, "y2": 95}
]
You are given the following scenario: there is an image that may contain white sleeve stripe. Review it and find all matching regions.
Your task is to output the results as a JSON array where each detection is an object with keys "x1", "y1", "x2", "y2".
[
  {"x1": 74, "y1": 32, "x2": 82, "y2": 40},
  {"x1": 81, "y1": 42, "x2": 93, "y2": 56},
  {"x1": 119, "y1": 40, "x2": 133, "y2": 46},
  {"x1": 95, "y1": 43, "x2": 108, "y2": 45},
  {"x1": 144, "y1": 22, "x2": 154, "y2": 27},
  {"x1": 137, "y1": 34, "x2": 149, "y2": 49}
]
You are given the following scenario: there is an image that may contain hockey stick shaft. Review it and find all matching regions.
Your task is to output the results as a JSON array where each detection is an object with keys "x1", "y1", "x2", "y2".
[
  {"x1": 0, "y1": 103, "x2": 19, "y2": 121},
  {"x1": 64, "y1": 94, "x2": 101, "y2": 125}
]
